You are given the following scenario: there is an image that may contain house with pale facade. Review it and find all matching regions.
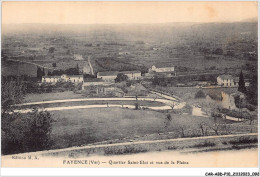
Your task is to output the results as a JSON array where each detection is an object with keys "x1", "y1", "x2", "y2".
[
  {"x1": 217, "y1": 75, "x2": 251, "y2": 87},
  {"x1": 82, "y1": 78, "x2": 111, "y2": 90},
  {"x1": 42, "y1": 74, "x2": 83, "y2": 84},
  {"x1": 217, "y1": 75, "x2": 234, "y2": 87},
  {"x1": 42, "y1": 76, "x2": 61, "y2": 83},
  {"x1": 97, "y1": 71, "x2": 118, "y2": 82},
  {"x1": 149, "y1": 63, "x2": 174, "y2": 73},
  {"x1": 73, "y1": 54, "x2": 84, "y2": 61},
  {"x1": 122, "y1": 71, "x2": 141, "y2": 80},
  {"x1": 97, "y1": 71, "x2": 141, "y2": 82},
  {"x1": 60, "y1": 74, "x2": 83, "y2": 83}
]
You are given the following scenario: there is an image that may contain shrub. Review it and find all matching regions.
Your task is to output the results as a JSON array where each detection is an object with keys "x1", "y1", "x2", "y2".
[
  {"x1": 166, "y1": 114, "x2": 172, "y2": 121},
  {"x1": 228, "y1": 137, "x2": 258, "y2": 145},
  {"x1": 245, "y1": 104, "x2": 256, "y2": 111},
  {"x1": 48, "y1": 47, "x2": 55, "y2": 53},
  {"x1": 104, "y1": 146, "x2": 147, "y2": 155},
  {"x1": 192, "y1": 141, "x2": 216, "y2": 148},
  {"x1": 195, "y1": 90, "x2": 206, "y2": 99},
  {"x1": 1, "y1": 110, "x2": 54, "y2": 155},
  {"x1": 234, "y1": 95, "x2": 256, "y2": 111},
  {"x1": 207, "y1": 90, "x2": 222, "y2": 101},
  {"x1": 234, "y1": 95, "x2": 241, "y2": 108},
  {"x1": 115, "y1": 73, "x2": 128, "y2": 83},
  {"x1": 218, "y1": 108, "x2": 253, "y2": 120},
  {"x1": 134, "y1": 103, "x2": 139, "y2": 110},
  {"x1": 74, "y1": 82, "x2": 83, "y2": 91}
]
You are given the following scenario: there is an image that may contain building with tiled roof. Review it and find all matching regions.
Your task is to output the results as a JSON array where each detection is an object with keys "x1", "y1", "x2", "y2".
[
  {"x1": 217, "y1": 75, "x2": 234, "y2": 87},
  {"x1": 150, "y1": 63, "x2": 174, "y2": 73},
  {"x1": 42, "y1": 76, "x2": 61, "y2": 83},
  {"x1": 97, "y1": 70, "x2": 141, "y2": 81},
  {"x1": 217, "y1": 75, "x2": 251, "y2": 87},
  {"x1": 60, "y1": 74, "x2": 83, "y2": 83},
  {"x1": 82, "y1": 78, "x2": 111, "y2": 90},
  {"x1": 42, "y1": 74, "x2": 83, "y2": 84},
  {"x1": 121, "y1": 71, "x2": 141, "y2": 80},
  {"x1": 97, "y1": 71, "x2": 119, "y2": 77}
]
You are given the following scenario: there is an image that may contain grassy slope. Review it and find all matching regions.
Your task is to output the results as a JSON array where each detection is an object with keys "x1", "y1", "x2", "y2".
[
  {"x1": 23, "y1": 91, "x2": 85, "y2": 103},
  {"x1": 50, "y1": 108, "x2": 215, "y2": 149}
]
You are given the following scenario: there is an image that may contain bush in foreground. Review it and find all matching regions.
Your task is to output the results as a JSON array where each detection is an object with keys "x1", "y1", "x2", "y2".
[{"x1": 1, "y1": 110, "x2": 54, "y2": 155}]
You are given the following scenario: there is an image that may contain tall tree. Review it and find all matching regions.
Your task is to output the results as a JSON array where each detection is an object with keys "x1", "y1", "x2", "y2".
[
  {"x1": 37, "y1": 67, "x2": 42, "y2": 80},
  {"x1": 1, "y1": 78, "x2": 26, "y2": 113},
  {"x1": 76, "y1": 63, "x2": 80, "y2": 74},
  {"x1": 238, "y1": 70, "x2": 247, "y2": 94},
  {"x1": 42, "y1": 67, "x2": 45, "y2": 76},
  {"x1": 165, "y1": 114, "x2": 172, "y2": 129},
  {"x1": 246, "y1": 74, "x2": 257, "y2": 105}
]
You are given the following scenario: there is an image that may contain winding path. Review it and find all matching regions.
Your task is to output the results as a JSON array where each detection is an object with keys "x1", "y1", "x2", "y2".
[
  {"x1": 14, "y1": 97, "x2": 186, "y2": 113},
  {"x1": 88, "y1": 56, "x2": 94, "y2": 75},
  {"x1": 17, "y1": 97, "x2": 175, "y2": 106},
  {"x1": 191, "y1": 105, "x2": 244, "y2": 122}
]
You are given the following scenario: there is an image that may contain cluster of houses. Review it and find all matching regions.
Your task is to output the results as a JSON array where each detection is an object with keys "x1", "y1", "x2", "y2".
[
  {"x1": 81, "y1": 71, "x2": 143, "y2": 96},
  {"x1": 41, "y1": 64, "x2": 175, "y2": 96},
  {"x1": 42, "y1": 64, "x2": 174, "y2": 84},
  {"x1": 42, "y1": 63, "x2": 249, "y2": 96}
]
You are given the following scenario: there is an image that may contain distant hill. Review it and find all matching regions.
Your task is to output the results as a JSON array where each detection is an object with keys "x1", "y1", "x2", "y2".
[
  {"x1": 2, "y1": 22, "x2": 257, "y2": 43},
  {"x1": 2, "y1": 22, "x2": 257, "y2": 77}
]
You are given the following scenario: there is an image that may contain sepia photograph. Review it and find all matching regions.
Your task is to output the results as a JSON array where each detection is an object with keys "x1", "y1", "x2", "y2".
[{"x1": 1, "y1": 1, "x2": 258, "y2": 174}]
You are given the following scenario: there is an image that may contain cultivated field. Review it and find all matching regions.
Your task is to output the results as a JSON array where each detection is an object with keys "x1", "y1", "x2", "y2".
[{"x1": 46, "y1": 107, "x2": 257, "y2": 150}]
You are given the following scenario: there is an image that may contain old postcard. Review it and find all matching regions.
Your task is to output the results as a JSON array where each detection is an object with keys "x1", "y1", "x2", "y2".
[{"x1": 1, "y1": 1, "x2": 258, "y2": 173}]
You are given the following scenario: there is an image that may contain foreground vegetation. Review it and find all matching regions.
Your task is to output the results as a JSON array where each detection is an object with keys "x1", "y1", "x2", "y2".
[
  {"x1": 48, "y1": 107, "x2": 257, "y2": 150},
  {"x1": 1, "y1": 78, "x2": 54, "y2": 155}
]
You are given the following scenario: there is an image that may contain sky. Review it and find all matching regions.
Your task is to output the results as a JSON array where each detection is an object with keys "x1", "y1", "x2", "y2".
[{"x1": 2, "y1": 1, "x2": 258, "y2": 24}]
